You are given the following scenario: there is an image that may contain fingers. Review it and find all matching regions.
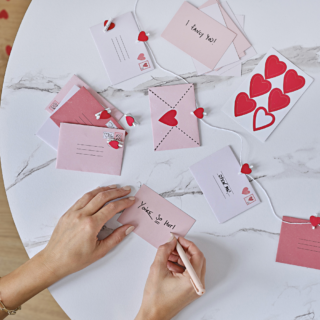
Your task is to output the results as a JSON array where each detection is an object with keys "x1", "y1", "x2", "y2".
[
  {"x1": 73, "y1": 185, "x2": 118, "y2": 210},
  {"x1": 152, "y1": 236, "x2": 177, "y2": 273},
  {"x1": 201, "y1": 258, "x2": 206, "y2": 287},
  {"x1": 97, "y1": 225, "x2": 135, "y2": 257},
  {"x1": 83, "y1": 186, "x2": 132, "y2": 216},
  {"x1": 93, "y1": 197, "x2": 136, "y2": 228},
  {"x1": 167, "y1": 261, "x2": 185, "y2": 274}
]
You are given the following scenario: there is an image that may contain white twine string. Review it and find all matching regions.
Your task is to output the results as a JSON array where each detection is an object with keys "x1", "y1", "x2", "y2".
[{"x1": 133, "y1": 0, "x2": 312, "y2": 227}]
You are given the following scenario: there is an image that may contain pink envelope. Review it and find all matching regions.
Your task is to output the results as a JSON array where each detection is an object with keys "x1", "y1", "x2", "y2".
[
  {"x1": 276, "y1": 216, "x2": 320, "y2": 270},
  {"x1": 50, "y1": 87, "x2": 123, "y2": 129},
  {"x1": 57, "y1": 123, "x2": 125, "y2": 175},
  {"x1": 45, "y1": 75, "x2": 123, "y2": 121},
  {"x1": 118, "y1": 185, "x2": 196, "y2": 248},
  {"x1": 161, "y1": 2, "x2": 236, "y2": 70},
  {"x1": 148, "y1": 84, "x2": 200, "y2": 151}
]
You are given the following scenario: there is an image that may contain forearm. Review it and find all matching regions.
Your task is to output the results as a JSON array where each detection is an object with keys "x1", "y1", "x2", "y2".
[{"x1": 0, "y1": 251, "x2": 60, "y2": 319}]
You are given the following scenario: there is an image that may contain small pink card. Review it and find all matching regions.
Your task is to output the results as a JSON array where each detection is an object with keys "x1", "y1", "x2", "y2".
[
  {"x1": 148, "y1": 84, "x2": 200, "y2": 151},
  {"x1": 57, "y1": 124, "x2": 125, "y2": 175},
  {"x1": 161, "y1": 2, "x2": 236, "y2": 70},
  {"x1": 276, "y1": 216, "x2": 320, "y2": 270},
  {"x1": 117, "y1": 185, "x2": 196, "y2": 248},
  {"x1": 45, "y1": 75, "x2": 123, "y2": 121}
]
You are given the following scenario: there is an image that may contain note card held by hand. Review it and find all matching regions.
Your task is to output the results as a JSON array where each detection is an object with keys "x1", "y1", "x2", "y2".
[{"x1": 118, "y1": 185, "x2": 196, "y2": 248}]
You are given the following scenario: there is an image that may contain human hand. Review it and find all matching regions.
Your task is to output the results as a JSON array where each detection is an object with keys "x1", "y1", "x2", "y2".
[
  {"x1": 38, "y1": 185, "x2": 136, "y2": 282},
  {"x1": 135, "y1": 236, "x2": 206, "y2": 320}
]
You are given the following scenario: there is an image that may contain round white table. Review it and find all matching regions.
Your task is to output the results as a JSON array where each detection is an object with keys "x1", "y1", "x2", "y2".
[{"x1": 1, "y1": 0, "x2": 320, "y2": 319}]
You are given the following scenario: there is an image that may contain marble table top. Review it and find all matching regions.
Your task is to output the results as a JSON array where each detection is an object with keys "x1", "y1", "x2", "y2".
[{"x1": 1, "y1": 0, "x2": 320, "y2": 319}]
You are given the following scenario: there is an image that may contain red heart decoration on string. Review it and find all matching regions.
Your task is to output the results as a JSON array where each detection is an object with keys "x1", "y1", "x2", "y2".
[
  {"x1": 193, "y1": 108, "x2": 205, "y2": 119},
  {"x1": 126, "y1": 116, "x2": 135, "y2": 126},
  {"x1": 234, "y1": 92, "x2": 257, "y2": 117},
  {"x1": 159, "y1": 110, "x2": 178, "y2": 127},
  {"x1": 283, "y1": 70, "x2": 306, "y2": 94},
  {"x1": 253, "y1": 107, "x2": 276, "y2": 131},
  {"x1": 109, "y1": 141, "x2": 120, "y2": 149},
  {"x1": 310, "y1": 216, "x2": 320, "y2": 228},
  {"x1": 137, "y1": 53, "x2": 145, "y2": 61},
  {"x1": 241, "y1": 164, "x2": 252, "y2": 175},
  {"x1": 5, "y1": 45, "x2": 11, "y2": 56},
  {"x1": 138, "y1": 31, "x2": 148, "y2": 42},
  {"x1": 0, "y1": 9, "x2": 9, "y2": 19},
  {"x1": 265, "y1": 55, "x2": 287, "y2": 79},
  {"x1": 104, "y1": 20, "x2": 115, "y2": 31},
  {"x1": 242, "y1": 187, "x2": 250, "y2": 195},
  {"x1": 268, "y1": 88, "x2": 290, "y2": 113},
  {"x1": 250, "y1": 74, "x2": 272, "y2": 98},
  {"x1": 100, "y1": 110, "x2": 111, "y2": 119}
]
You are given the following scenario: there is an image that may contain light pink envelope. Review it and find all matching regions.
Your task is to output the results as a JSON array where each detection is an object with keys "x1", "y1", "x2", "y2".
[
  {"x1": 50, "y1": 87, "x2": 124, "y2": 130},
  {"x1": 148, "y1": 84, "x2": 200, "y2": 151},
  {"x1": 45, "y1": 75, "x2": 123, "y2": 121},
  {"x1": 161, "y1": 2, "x2": 236, "y2": 70},
  {"x1": 118, "y1": 185, "x2": 196, "y2": 248},
  {"x1": 276, "y1": 216, "x2": 320, "y2": 270},
  {"x1": 57, "y1": 124, "x2": 125, "y2": 175}
]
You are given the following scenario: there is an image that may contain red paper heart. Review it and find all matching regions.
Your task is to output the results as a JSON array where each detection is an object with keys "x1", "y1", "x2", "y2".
[
  {"x1": 234, "y1": 92, "x2": 257, "y2": 117},
  {"x1": 283, "y1": 70, "x2": 306, "y2": 94},
  {"x1": 241, "y1": 164, "x2": 252, "y2": 175},
  {"x1": 265, "y1": 55, "x2": 287, "y2": 79},
  {"x1": 100, "y1": 110, "x2": 111, "y2": 119},
  {"x1": 268, "y1": 88, "x2": 290, "y2": 113},
  {"x1": 242, "y1": 187, "x2": 250, "y2": 195},
  {"x1": 310, "y1": 216, "x2": 320, "y2": 227},
  {"x1": 193, "y1": 108, "x2": 205, "y2": 119},
  {"x1": 159, "y1": 110, "x2": 178, "y2": 127},
  {"x1": 5, "y1": 45, "x2": 11, "y2": 56},
  {"x1": 250, "y1": 74, "x2": 272, "y2": 98},
  {"x1": 0, "y1": 9, "x2": 8, "y2": 19},
  {"x1": 138, "y1": 31, "x2": 148, "y2": 42},
  {"x1": 138, "y1": 53, "x2": 145, "y2": 61},
  {"x1": 103, "y1": 20, "x2": 115, "y2": 31},
  {"x1": 126, "y1": 116, "x2": 134, "y2": 126},
  {"x1": 253, "y1": 107, "x2": 276, "y2": 131},
  {"x1": 109, "y1": 140, "x2": 119, "y2": 149}
]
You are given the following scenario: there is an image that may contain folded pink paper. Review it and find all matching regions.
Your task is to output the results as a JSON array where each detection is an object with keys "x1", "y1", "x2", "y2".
[
  {"x1": 148, "y1": 84, "x2": 200, "y2": 151},
  {"x1": 118, "y1": 185, "x2": 196, "y2": 248},
  {"x1": 45, "y1": 75, "x2": 123, "y2": 121},
  {"x1": 161, "y1": 2, "x2": 236, "y2": 70},
  {"x1": 57, "y1": 123, "x2": 125, "y2": 175},
  {"x1": 276, "y1": 216, "x2": 320, "y2": 270}
]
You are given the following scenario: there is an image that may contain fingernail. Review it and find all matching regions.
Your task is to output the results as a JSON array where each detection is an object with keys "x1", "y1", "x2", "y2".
[
  {"x1": 129, "y1": 197, "x2": 135, "y2": 201},
  {"x1": 167, "y1": 233, "x2": 175, "y2": 243},
  {"x1": 109, "y1": 185, "x2": 117, "y2": 189},
  {"x1": 122, "y1": 186, "x2": 131, "y2": 191},
  {"x1": 125, "y1": 226, "x2": 135, "y2": 235}
]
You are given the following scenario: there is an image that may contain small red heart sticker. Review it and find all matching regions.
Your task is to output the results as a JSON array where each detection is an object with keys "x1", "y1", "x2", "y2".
[
  {"x1": 241, "y1": 164, "x2": 252, "y2": 175},
  {"x1": 242, "y1": 187, "x2": 250, "y2": 195},
  {"x1": 126, "y1": 116, "x2": 135, "y2": 127},
  {"x1": 138, "y1": 31, "x2": 148, "y2": 42},
  {"x1": 193, "y1": 108, "x2": 205, "y2": 119},
  {"x1": 104, "y1": 20, "x2": 115, "y2": 31},
  {"x1": 310, "y1": 216, "x2": 320, "y2": 228},
  {"x1": 109, "y1": 141, "x2": 119, "y2": 149},
  {"x1": 100, "y1": 110, "x2": 111, "y2": 119},
  {"x1": 249, "y1": 197, "x2": 254, "y2": 202},
  {"x1": 138, "y1": 53, "x2": 145, "y2": 61}
]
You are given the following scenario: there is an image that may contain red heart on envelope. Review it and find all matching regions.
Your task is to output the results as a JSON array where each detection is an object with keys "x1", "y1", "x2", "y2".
[
  {"x1": 104, "y1": 20, "x2": 115, "y2": 31},
  {"x1": 138, "y1": 31, "x2": 148, "y2": 42},
  {"x1": 250, "y1": 74, "x2": 272, "y2": 98},
  {"x1": 241, "y1": 164, "x2": 252, "y2": 175},
  {"x1": 109, "y1": 140, "x2": 120, "y2": 149},
  {"x1": 159, "y1": 110, "x2": 178, "y2": 127},
  {"x1": 126, "y1": 116, "x2": 135, "y2": 126},
  {"x1": 193, "y1": 108, "x2": 205, "y2": 119},
  {"x1": 138, "y1": 53, "x2": 146, "y2": 61},
  {"x1": 249, "y1": 196, "x2": 254, "y2": 202},
  {"x1": 310, "y1": 216, "x2": 320, "y2": 228},
  {"x1": 100, "y1": 110, "x2": 111, "y2": 119},
  {"x1": 242, "y1": 187, "x2": 250, "y2": 195}
]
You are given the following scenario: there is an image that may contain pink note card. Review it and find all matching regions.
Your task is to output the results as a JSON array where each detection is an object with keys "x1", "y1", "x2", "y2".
[
  {"x1": 276, "y1": 216, "x2": 320, "y2": 270},
  {"x1": 148, "y1": 84, "x2": 200, "y2": 151},
  {"x1": 118, "y1": 185, "x2": 196, "y2": 248},
  {"x1": 45, "y1": 75, "x2": 123, "y2": 121},
  {"x1": 57, "y1": 124, "x2": 125, "y2": 175},
  {"x1": 161, "y1": 2, "x2": 236, "y2": 70}
]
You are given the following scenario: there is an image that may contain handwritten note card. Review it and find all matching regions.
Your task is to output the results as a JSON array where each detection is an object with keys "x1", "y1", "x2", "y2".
[
  {"x1": 118, "y1": 185, "x2": 196, "y2": 248},
  {"x1": 161, "y1": 2, "x2": 236, "y2": 70}
]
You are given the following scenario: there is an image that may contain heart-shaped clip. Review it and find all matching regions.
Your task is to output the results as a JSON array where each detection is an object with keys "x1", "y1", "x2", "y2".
[
  {"x1": 137, "y1": 31, "x2": 149, "y2": 43},
  {"x1": 310, "y1": 215, "x2": 320, "y2": 230},
  {"x1": 191, "y1": 108, "x2": 207, "y2": 119},
  {"x1": 125, "y1": 114, "x2": 138, "y2": 127},
  {"x1": 104, "y1": 19, "x2": 115, "y2": 32},
  {"x1": 107, "y1": 139, "x2": 123, "y2": 150},
  {"x1": 96, "y1": 108, "x2": 112, "y2": 120},
  {"x1": 240, "y1": 163, "x2": 253, "y2": 175}
]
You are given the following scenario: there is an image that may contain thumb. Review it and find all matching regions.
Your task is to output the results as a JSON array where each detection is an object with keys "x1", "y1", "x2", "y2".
[
  {"x1": 97, "y1": 225, "x2": 135, "y2": 256},
  {"x1": 153, "y1": 234, "x2": 177, "y2": 272}
]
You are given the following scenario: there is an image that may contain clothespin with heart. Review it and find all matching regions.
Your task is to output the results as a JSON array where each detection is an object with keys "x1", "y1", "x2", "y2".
[
  {"x1": 310, "y1": 215, "x2": 320, "y2": 230},
  {"x1": 136, "y1": 31, "x2": 149, "y2": 43},
  {"x1": 104, "y1": 19, "x2": 116, "y2": 32},
  {"x1": 125, "y1": 114, "x2": 138, "y2": 127},
  {"x1": 239, "y1": 163, "x2": 253, "y2": 175},
  {"x1": 107, "y1": 139, "x2": 123, "y2": 150},
  {"x1": 191, "y1": 108, "x2": 207, "y2": 119},
  {"x1": 96, "y1": 108, "x2": 112, "y2": 120}
]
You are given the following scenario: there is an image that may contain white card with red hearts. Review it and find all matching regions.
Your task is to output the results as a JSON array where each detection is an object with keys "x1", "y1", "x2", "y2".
[
  {"x1": 223, "y1": 48, "x2": 313, "y2": 142},
  {"x1": 190, "y1": 146, "x2": 260, "y2": 224}
]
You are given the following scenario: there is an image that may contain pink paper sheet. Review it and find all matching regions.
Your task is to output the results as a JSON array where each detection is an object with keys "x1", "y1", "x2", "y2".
[
  {"x1": 45, "y1": 75, "x2": 123, "y2": 121},
  {"x1": 118, "y1": 185, "x2": 196, "y2": 248},
  {"x1": 57, "y1": 124, "x2": 125, "y2": 175},
  {"x1": 276, "y1": 216, "x2": 320, "y2": 270},
  {"x1": 148, "y1": 84, "x2": 200, "y2": 151}
]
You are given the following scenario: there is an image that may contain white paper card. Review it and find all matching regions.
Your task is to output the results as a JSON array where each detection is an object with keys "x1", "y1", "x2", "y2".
[
  {"x1": 90, "y1": 12, "x2": 154, "y2": 85},
  {"x1": 190, "y1": 146, "x2": 260, "y2": 223}
]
